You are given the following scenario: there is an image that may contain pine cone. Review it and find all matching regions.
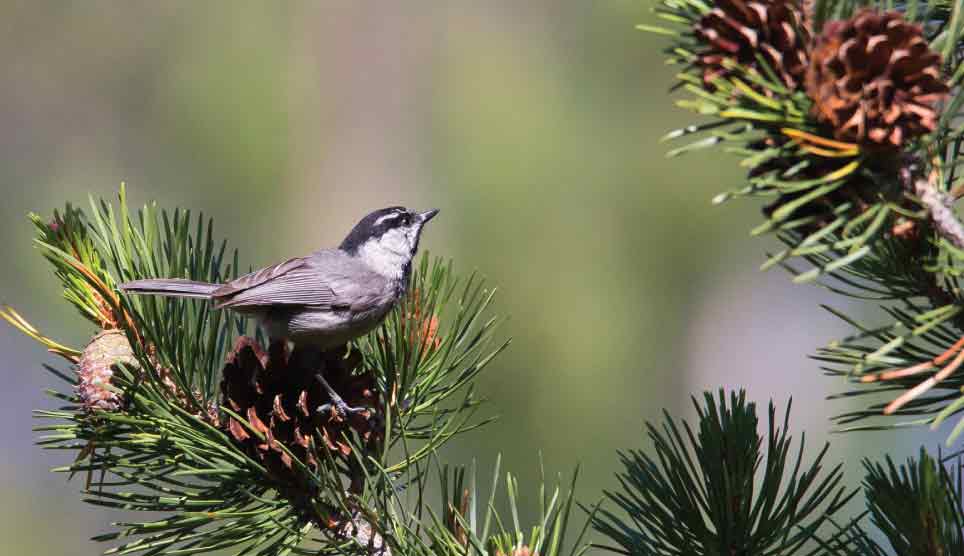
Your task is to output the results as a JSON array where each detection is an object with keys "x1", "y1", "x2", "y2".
[
  {"x1": 397, "y1": 291, "x2": 442, "y2": 353},
  {"x1": 76, "y1": 330, "x2": 137, "y2": 411},
  {"x1": 220, "y1": 337, "x2": 382, "y2": 489},
  {"x1": 805, "y1": 9, "x2": 949, "y2": 148},
  {"x1": 693, "y1": 0, "x2": 810, "y2": 91},
  {"x1": 75, "y1": 330, "x2": 219, "y2": 423}
]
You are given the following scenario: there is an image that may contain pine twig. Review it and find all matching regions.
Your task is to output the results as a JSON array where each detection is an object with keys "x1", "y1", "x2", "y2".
[
  {"x1": 335, "y1": 513, "x2": 391, "y2": 556},
  {"x1": 901, "y1": 161, "x2": 964, "y2": 248}
]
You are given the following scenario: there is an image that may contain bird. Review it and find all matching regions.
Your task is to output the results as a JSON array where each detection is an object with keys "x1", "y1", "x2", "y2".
[{"x1": 118, "y1": 206, "x2": 439, "y2": 418}]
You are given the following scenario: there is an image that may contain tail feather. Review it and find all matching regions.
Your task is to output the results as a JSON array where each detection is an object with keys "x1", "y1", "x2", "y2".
[{"x1": 119, "y1": 279, "x2": 220, "y2": 299}]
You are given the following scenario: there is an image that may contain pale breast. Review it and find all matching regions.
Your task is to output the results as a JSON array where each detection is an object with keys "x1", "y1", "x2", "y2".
[{"x1": 274, "y1": 303, "x2": 394, "y2": 350}]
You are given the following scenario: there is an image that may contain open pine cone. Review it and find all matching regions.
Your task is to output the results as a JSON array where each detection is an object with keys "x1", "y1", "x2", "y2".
[
  {"x1": 220, "y1": 337, "x2": 382, "y2": 488},
  {"x1": 693, "y1": 0, "x2": 810, "y2": 91},
  {"x1": 805, "y1": 9, "x2": 949, "y2": 148}
]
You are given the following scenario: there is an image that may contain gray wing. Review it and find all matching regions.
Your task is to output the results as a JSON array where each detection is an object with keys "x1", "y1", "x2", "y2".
[
  {"x1": 319, "y1": 256, "x2": 395, "y2": 313},
  {"x1": 213, "y1": 257, "x2": 308, "y2": 297},
  {"x1": 212, "y1": 250, "x2": 387, "y2": 311}
]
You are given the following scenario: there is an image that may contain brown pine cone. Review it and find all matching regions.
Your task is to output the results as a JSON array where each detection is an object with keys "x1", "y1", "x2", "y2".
[
  {"x1": 220, "y1": 337, "x2": 382, "y2": 489},
  {"x1": 805, "y1": 9, "x2": 949, "y2": 148},
  {"x1": 75, "y1": 330, "x2": 219, "y2": 423},
  {"x1": 76, "y1": 330, "x2": 137, "y2": 411},
  {"x1": 397, "y1": 290, "x2": 442, "y2": 353},
  {"x1": 693, "y1": 0, "x2": 810, "y2": 91}
]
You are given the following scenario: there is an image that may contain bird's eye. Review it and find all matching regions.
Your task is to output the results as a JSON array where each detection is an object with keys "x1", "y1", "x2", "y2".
[{"x1": 399, "y1": 214, "x2": 412, "y2": 226}]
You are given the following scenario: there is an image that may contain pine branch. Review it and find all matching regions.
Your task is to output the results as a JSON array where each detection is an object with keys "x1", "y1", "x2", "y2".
[
  {"x1": 375, "y1": 456, "x2": 591, "y2": 556},
  {"x1": 592, "y1": 389, "x2": 853, "y2": 556},
  {"x1": 902, "y1": 160, "x2": 964, "y2": 249},
  {"x1": 819, "y1": 448, "x2": 964, "y2": 555},
  {"x1": 6, "y1": 190, "x2": 512, "y2": 556},
  {"x1": 643, "y1": 0, "x2": 964, "y2": 438}
]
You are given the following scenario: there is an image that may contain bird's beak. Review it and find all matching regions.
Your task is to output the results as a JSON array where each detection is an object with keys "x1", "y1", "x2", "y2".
[{"x1": 419, "y1": 209, "x2": 440, "y2": 223}]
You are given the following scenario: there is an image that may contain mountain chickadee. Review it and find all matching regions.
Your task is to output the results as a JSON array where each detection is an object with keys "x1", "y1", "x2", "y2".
[{"x1": 119, "y1": 206, "x2": 439, "y2": 418}]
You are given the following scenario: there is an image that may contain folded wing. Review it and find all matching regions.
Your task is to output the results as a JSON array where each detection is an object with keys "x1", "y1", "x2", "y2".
[{"x1": 211, "y1": 251, "x2": 388, "y2": 312}]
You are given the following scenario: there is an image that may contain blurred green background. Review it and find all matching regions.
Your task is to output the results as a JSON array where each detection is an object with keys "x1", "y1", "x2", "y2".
[{"x1": 0, "y1": 2, "x2": 932, "y2": 554}]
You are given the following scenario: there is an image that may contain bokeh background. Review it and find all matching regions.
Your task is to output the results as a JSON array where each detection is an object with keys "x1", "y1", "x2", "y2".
[{"x1": 0, "y1": 2, "x2": 935, "y2": 555}]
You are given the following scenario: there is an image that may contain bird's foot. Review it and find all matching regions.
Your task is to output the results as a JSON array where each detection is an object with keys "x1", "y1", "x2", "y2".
[
  {"x1": 316, "y1": 400, "x2": 371, "y2": 421},
  {"x1": 314, "y1": 373, "x2": 371, "y2": 422}
]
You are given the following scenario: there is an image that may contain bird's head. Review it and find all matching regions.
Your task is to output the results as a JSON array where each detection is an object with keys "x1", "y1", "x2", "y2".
[{"x1": 341, "y1": 206, "x2": 440, "y2": 278}]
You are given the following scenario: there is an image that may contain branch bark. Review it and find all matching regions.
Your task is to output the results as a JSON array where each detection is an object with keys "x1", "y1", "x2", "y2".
[
  {"x1": 900, "y1": 163, "x2": 964, "y2": 249},
  {"x1": 335, "y1": 513, "x2": 391, "y2": 556}
]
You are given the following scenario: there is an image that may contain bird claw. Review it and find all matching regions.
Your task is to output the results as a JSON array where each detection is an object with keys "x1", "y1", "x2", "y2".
[
  {"x1": 314, "y1": 371, "x2": 372, "y2": 422},
  {"x1": 315, "y1": 401, "x2": 370, "y2": 421}
]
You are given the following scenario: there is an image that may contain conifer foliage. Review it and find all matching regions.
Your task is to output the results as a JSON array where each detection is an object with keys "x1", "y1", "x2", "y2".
[
  {"x1": 614, "y1": 0, "x2": 964, "y2": 554},
  {"x1": 3, "y1": 189, "x2": 556, "y2": 556},
  {"x1": 5, "y1": 1, "x2": 964, "y2": 554},
  {"x1": 592, "y1": 390, "x2": 851, "y2": 556},
  {"x1": 645, "y1": 0, "x2": 964, "y2": 435}
]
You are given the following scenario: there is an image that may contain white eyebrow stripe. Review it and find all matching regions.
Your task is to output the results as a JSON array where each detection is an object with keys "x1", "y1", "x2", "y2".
[{"x1": 374, "y1": 212, "x2": 401, "y2": 226}]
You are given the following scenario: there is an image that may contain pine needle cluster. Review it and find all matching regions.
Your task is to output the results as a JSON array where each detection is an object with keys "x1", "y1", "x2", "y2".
[
  {"x1": 622, "y1": 0, "x2": 964, "y2": 553},
  {"x1": 5, "y1": 0, "x2": 964, "y2": 554},
  {"x1": 648, "y1": 0, "x2": 964, "y2": 438},
  {"x1": 5, "y1": 188, "x2": 595, "y2": 556}
]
